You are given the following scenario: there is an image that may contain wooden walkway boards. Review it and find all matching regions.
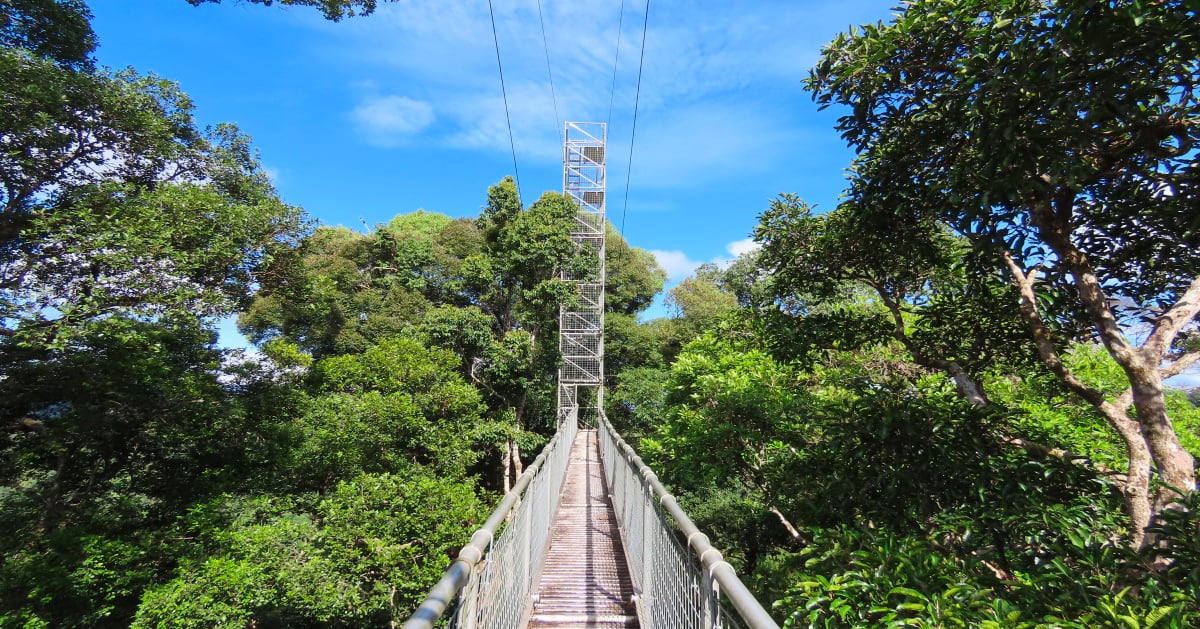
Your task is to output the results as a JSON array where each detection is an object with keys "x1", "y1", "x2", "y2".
[{"x1": 528, "y1": 429, "x2": 640, "y2": 629}]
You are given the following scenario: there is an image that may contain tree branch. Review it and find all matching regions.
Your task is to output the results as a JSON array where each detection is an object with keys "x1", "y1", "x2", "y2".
[
  {"x1": 767, "y1": 505, "x2": 808, "y2": 545},
  {"x1": 1031, "y1": 198, "x2": 1138, "y2": 365},
  {"x1": 1002, "y1": 436, "x2": 1124, "y2": 481},
  {"x1": 1002, "y1": 251, "x2": 1107, "y2": 408},
  {"x1": 1162, "y1": 350, "x2": 1200, "y2": 382},
  {"x1": 1144, "y1": 276, "x2": 1200, "y2": 362}
]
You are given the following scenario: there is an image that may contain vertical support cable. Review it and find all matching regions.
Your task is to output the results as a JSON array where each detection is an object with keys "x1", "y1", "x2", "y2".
[
  {"x1": 620, "y1": 0, "x2": 651, "y2": 235},
  {"x1": 487, "y1": 0, "x2": 522, "y2": 202},
  {"x1": 606, "y1": 0, "x2": 626, "y2": 128},
  {"x1": 535, "y1": 0, "x2": 562, "y2": 142}
]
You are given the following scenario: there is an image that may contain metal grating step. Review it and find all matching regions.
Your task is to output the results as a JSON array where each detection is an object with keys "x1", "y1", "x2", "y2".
[{"x1": 528, "y1": 430, "x2": 639, "y2": 629}]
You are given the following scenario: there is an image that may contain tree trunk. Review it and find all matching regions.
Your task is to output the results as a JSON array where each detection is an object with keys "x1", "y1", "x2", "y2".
[
  {"x1": 1128, "y1": 366, "x2": 1197, "y2": 516},
  {"x1": 1002, "y1": 249, "x2": 1166, "y2": 548},
  {"x1": 875, "y1": 288, "x2": 991, "y2": 408},
  {"x1": 1024, "y1": 201, "x2": 1199, "y2": 548},
  {"x1": 501, "y1": 439, "x2": 513, "y2": 494},
  {"x1": 1101, "y1": 405, "x2": 1155, "y2": 549},
  {"x1": 510, "y1": 440, "x2": 524, "y2": 480},
  {"x1": 941, "y1": 359, "x2": 990, "y2": 408}
]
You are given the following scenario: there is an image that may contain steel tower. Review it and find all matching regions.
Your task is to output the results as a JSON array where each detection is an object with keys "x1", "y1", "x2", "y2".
[{"x1": 557, "y1": 122, "x2": 606, "y2": 421}]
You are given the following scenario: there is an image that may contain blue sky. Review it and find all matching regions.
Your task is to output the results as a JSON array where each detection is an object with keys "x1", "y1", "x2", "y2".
[
  {"x1": 81, "y1": 1, "x2": 1199, "y2": 389},
  {"x1": 86, "y1": 0, "x2": 896, "y2": 307}
]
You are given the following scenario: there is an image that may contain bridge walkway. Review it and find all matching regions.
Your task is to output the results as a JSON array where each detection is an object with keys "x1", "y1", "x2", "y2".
[{"x1": 528, "y1": 429, "x2": 639, "y2": 629}]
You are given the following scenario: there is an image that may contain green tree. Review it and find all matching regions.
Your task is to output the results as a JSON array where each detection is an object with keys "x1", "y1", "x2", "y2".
[
  {"x1": 1, "y1": 5, "x2": 309, "y2": 623},
  {"x1": 757, "y1": 195, "x2": 1036, "y2": 408},
  {"x1": 644, "y1": 331, "x2": 809, "y2": 546},
  {"x1": 133, "y1": 471, "x2": 483, "y2": 628},
  {"x1": 240, "y1": 212, "x2": 480, "y2": 357},
  {"x1": 0, "y1": 0, "x2": 95, "y2": 68},
  {"x1": 184, "y1": 0, "x2": 381, "y2": 21},
  {"x1": 291, "y1": 336, "x2": 486, "y2": 491},
  {"x1": 664, "y1": 267, "x2": 739, "y2": 346},
  {"x1": 807, "y1": 0, "x2": 1200, "y2": 547},
  {"x1": 240, "y1": 226, "x2": 428, "y2": 357},
  {"x1": 462, "y1": 178, "x2": 593, "y2": 488},
  {"x1": 605, "y1": 225, "x2": 666, "y2": 316},
  {"x1": 0, "y1": 318, "x2": 272, "y2": 626},
  {"x1": 1, "y1": 39, "x2": 306, "y2": 348}
]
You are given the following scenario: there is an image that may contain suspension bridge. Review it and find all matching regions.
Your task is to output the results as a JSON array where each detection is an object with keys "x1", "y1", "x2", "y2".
[{"x1": 401, "y1": 124, "x2": 779, "y2": 629}]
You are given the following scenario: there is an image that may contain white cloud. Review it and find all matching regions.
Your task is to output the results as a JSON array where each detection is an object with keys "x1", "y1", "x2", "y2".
[
  {"x1": 650, "y1": 249, "x2": 702, "y2": 281},
  {"x1": 262, "y1": 165, "x2": 282, "y2": 185},
  {"x1": 305, "y1": 0, "x2": 884, "y2": 166},
  {"x1": 726, "y1": 237, "x2": 760, "y2": 258},
  {"x1": 352, "y1": 95, "x2": 435, "y2": 145},
  {"x1": 652, "y1": 237, "x2": 759, "y2": 282}
]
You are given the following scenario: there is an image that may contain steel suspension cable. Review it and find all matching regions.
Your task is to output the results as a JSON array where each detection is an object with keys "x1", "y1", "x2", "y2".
[
  {"x1": 535, "y1": 0, "x2": 562, "y2": 143},
  {"x1": 620, "y1": 0, "x2": 650, "y2": 235},
  {"x1": 488, "y1": 0, "x2": 522, "y2": 203},
  {"x1": 606, "y1": 0, "x2": 626, "y2": 128}
]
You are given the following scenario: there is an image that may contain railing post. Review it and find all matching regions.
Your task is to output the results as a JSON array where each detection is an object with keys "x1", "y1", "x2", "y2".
[
  {"x1": 521, "y1": 494, "x2": 531, "y2": 600},
  {"x1": 702, "y1": 569, "x2": 716, "y2": 629},
  {"x1": 460, "y1": 554, "x2": 481, "y2": 629},
  {"x1": 640, "y1": 479, "x2": 655, "y2": 628}
]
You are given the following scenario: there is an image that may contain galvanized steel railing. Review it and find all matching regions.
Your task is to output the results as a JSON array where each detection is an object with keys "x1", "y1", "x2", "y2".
[
  {"x1": 598, "y1": 413, "x2": 781, "y2": 629},
  {"x1": 401, "y1": 409, "x2": 579, "y2": 629},
  {"x1": 402, "y1": 406, "x2": 779, "y2": 629}
]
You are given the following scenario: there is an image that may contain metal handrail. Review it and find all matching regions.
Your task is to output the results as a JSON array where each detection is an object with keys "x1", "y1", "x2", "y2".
[
  {"x1": 597, "y1": 412, "x2": 781, "y2": 629},
  {"x1": 401, "y1": 408, "x2": 579, "y2": 629}
]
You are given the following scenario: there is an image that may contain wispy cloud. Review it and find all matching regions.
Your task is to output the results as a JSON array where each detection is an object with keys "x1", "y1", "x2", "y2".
[
  {"x1": 650, "y1": 249, "x2": 702, "y2": 282},
  {"x1": 262, "y1": 164, "x2": 282, "y2": 186},
  {"x1": 652, "y1": 237, "x2": 760, "y2": 282},
  {"x1": 352, "y1": 95, "x2": 435, "y2": 145},
  {"x1": 726, "y1": 238, "x2": 760, "y2": 258},
  {"x1": 301, "y1": 0, "x2": 882, "y2": 168}
]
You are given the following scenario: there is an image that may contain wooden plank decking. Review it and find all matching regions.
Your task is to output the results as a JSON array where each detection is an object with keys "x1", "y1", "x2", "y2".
[{"x1": 528, "y1": 430, "x2": 640, "y2": 629}]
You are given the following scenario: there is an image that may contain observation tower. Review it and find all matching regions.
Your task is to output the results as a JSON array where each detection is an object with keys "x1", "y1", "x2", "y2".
[{"x1": 557, "y1": 122, "x2": 607, "y2": 422}]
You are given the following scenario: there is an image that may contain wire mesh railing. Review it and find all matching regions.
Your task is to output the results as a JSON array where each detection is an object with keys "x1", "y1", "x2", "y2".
[
  {"x1": 598, "y1": 413, "x2": 781, "y2": 629},
  {"x1": 401, "y1": 409, "x2": 579, "y2": 629}
]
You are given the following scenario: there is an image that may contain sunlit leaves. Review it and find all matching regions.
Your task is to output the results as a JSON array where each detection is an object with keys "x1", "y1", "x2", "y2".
[
  {"x1": 808, "y1": 0, "x2": 1200, "y2": 311},
  {"x1": 133, "y1": 471, "x2": 483, "y2": 628}
]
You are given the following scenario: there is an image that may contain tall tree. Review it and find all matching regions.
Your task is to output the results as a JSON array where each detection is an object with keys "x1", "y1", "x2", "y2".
[
  {"x1": 184, "y1": 0, "x2": 380, "y2": 20},
  {"x1": 807, "y1": 0, "x2": 1200, "y2": 546},
  {"x1": 0, "y1": 0, "x2": 95, "y2": 68},
  {"x1": 1, "y1": 22, "x2": 306, "y2": 349},
  {"x1": 757, "y1": 195, "x2": 1036, "y2": 408},
  {"x1": 464, "y1": 178, "x2": 592, "y2": 488},
  {"x1": 1, "y1": 5, "x2": 309, "y2": 623}
]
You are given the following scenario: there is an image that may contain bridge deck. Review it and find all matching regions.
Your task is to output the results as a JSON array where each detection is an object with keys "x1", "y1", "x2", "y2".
[{"x1": 528, "y1": 429, "x2": 639, "y2": 629}]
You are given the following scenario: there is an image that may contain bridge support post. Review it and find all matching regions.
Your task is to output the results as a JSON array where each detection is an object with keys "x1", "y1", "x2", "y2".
[
  {"x1": 702, "y1": 571, "x2": 717, "y2": 629},
  {"x1": 460, "y1": 567, "x2": 480, "y2": 629},
  {"x1": 640, "y1": 482, "x2": 655, "y2": 628},
  {"x1": 520, "y1": 494, "x2": 531, "y2": 605}
]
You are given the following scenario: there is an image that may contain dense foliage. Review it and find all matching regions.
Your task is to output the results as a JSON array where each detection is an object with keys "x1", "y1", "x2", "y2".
[
  {"x1": 3, "y1": 0, "x2": 1199, "y2": 627},
  {"x1": 632, "y1": 1, "x2": 1200, "y2": 626},
  {"x1": 0, "y1": 3, "x2": 667, "y2": 625},
  {"x1": 804, "y1": 0, "x2": 1200, "y2": 548}
]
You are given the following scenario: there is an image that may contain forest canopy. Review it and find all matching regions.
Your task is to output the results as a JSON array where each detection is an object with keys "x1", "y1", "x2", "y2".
[{"x1": 3, "y1": 0, "x2": 1200, "y2": 627}]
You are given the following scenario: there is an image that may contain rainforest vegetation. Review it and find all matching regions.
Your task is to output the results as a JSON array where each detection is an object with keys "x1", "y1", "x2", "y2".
[{"x1": 2, "y1": 0, "x2": 1199, "y2": 627}]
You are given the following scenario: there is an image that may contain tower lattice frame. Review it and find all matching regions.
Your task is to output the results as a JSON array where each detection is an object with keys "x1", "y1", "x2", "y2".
[{"x1": 558, "y1": 122, "x2": 606, "y2": 421}]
